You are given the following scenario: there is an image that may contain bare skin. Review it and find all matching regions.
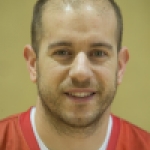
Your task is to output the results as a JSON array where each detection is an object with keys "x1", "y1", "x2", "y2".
[{"x1": 24, "y1": 1, "x2": 129, "y2": 150}]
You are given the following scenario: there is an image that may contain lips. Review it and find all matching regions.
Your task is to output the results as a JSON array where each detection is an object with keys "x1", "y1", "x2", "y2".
[
  {"x1": 67, "y1": 92, "x2": 94, "y2": 98},
  {"x1": 64, "y1": 89, "x2": 96, "y2": 99}
]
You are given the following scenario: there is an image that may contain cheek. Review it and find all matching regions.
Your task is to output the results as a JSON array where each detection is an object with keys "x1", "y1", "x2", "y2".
[
  {"x1": 94, "y1": 63, "x2": 117, "y2": 88},
  {"x1": 38, "y1": 59, "x2": 68, "y2": 88}
]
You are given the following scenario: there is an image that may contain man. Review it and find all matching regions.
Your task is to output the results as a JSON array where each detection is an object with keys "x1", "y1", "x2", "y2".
[{"x1": 0, "y1": 0, "x2": 150, "y2": 149}]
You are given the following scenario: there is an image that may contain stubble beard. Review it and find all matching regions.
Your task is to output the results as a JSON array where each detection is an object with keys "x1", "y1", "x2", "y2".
[{"x1": 36, "y1": 69, "x2": 117, "y2": 136}]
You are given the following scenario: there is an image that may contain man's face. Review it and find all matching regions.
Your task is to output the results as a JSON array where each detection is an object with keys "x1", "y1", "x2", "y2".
[{"x1": 35, "y1": 4, "x2": 120, "y2": 127}]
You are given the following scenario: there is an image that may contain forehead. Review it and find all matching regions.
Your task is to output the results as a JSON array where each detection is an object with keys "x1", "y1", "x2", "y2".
[
  {"x1": 41, "y1": 1, "x2": 117, "y2": 44},
  {"x1": 42, "y1": 0, "x2": 116, "y2": 23}
]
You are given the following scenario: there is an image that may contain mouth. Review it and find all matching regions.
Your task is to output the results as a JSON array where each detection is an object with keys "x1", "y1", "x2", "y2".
[
  {"x1": 64, "y1": 90, "x2": 96, "y2": 102},
  {"x1": 66, "y1": 92, "x2": 95, "y2": 98}
]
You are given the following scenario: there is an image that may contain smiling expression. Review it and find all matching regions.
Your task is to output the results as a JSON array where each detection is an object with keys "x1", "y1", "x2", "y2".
[{"x1": 28, "y1": 2, "x2": 125, "y2": 128}]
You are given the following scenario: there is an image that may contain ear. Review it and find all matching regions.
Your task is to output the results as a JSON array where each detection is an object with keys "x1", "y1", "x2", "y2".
[
  {"x1": 117, "y1": 47, "x2": 129, "y2": 85},
  {"x1": 24, "y1": 45, "x2": 37, "y2": 83}
]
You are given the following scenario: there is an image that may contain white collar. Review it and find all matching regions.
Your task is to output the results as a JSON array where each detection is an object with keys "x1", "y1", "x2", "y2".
[{"x1": 30, "y1": 107, "x2": 113, "y2": 150}]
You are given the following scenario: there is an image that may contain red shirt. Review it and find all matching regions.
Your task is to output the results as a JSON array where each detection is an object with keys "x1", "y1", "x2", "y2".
[{"x1": 0, "y1": 108, "x2": 150, "y2": 150}]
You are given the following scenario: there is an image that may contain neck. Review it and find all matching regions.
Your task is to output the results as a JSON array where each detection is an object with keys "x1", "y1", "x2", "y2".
[{"x1": 35, "y1": 99, "x2": 111, "y2": 150}]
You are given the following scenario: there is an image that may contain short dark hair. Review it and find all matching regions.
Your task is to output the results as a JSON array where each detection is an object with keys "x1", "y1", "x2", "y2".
[
  {"x1": 109, "y1": 0, "x2": 123, "y2": 52},
  {"x1": 31, "y1": 0, "x2": 123, "y2": 56}
]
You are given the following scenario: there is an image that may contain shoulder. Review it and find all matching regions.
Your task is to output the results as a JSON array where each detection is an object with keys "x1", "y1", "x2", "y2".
[
  {"x1": 112, "y1": 115, "x2": 150, "y2": 150},
  {"x1": 0, "y1": 110, "x2": 31, "y2": 150},
  {"x1": 0, "y1": 114, "x2": 21, "y2": 149},
  {"x1": 0, "y1": 113, "x2": 23, "y2": 139},
  {"x1": 0, "y1": 113, "x2": 20, "y2": 130},
  {"x1": 119, "y1": 116, "x2": 150, "y2": 138},
  {"x1": 0, "y1": 108, "x2": 32, "y2": 134}
]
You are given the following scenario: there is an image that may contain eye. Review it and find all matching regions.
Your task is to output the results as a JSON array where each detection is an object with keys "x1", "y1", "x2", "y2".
[
  {"x1": 90, "y1": 50, "x2": 107, "y2": 57},
  {"x1": 51, "y1": 49, "x2": 73, "y2": 62},
  {"x1": 54, "y1": 49, "x2": 72, "y2": 56}
]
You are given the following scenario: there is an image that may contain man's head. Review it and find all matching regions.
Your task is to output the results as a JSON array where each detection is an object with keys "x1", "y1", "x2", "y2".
[
  {"x1": 31, "y1": 0, "x2": 123, "y2": 56},
  {"x1": 24, "y1": 0, "x2": 129, "y2": 134}
]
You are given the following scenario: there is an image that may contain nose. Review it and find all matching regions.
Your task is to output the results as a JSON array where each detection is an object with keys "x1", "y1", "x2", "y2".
[{"x1": 69, "y1": 52, "x2": 93, "y2": 83}]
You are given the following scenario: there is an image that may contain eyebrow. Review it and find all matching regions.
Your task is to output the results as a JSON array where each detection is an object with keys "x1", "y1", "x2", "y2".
[
  {"x1": 90, "y1": 42, "x2": 113, "y2": 50},
  {"x1": 48, "y1": 41, "x2": 72, "y2": 49},
  {"x1": 48, "y1": 41, "x2": 113, "y2": 50}
]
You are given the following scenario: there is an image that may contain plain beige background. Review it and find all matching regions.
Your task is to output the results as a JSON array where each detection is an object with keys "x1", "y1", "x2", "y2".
[{"x1": 0, "y1": 1, "x2": 150, "y2": 132}]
